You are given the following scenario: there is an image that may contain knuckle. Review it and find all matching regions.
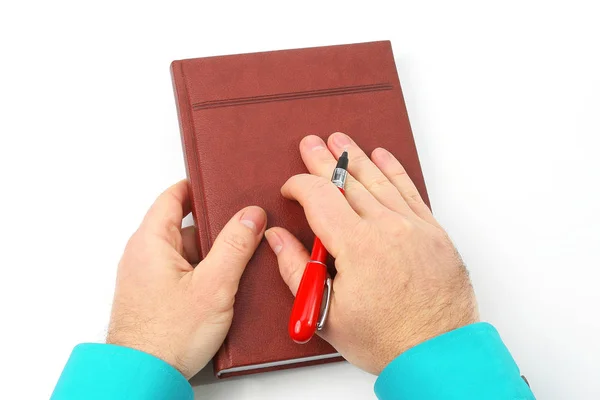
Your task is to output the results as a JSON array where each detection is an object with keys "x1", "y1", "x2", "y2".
[
  {"x1": 199, "y1": 279, "x2": 237, "y2": 312},
  {"x1": 223, "y1": 232, "x2": 252, "y2": 254},
  {"x1": 367, "y1": 175, "x2": 392, "y2": 192},
  {"x1": 307, "y1": 176, "x2": 331, "y2": 198},
  {"x1": 311, "y1": 176, "x2": 331, "y2": 191},
  {"x1": 343, "y1": 177, "x2": 360, "y2": 192},
  {"x1": 166, "y1": 223, "x2": 183, "y2": 251},
  {"x1": 211, "y1": 286, "x2": 236, "y2": 311},
  {"x1": 404, "y1": 191, "x2": 423, "y2": 204},
  {"x1": 389, "y1": 166, "x2": 408, "y2": 180},
  {"x1": 352, "y1": 152, "x2": 370, "y2": 165},
  {"x1": 283, "y1": 262, "x2": 305, "y2": 289},
  {"x1": 164, "y1": 189, "x2": 185, "y2": 209},
  {"x1": 389, "y1": 216, "x2": 415, "y2": 237},
  {"x1": 372, "y1": 206, "x2": 392, "y2": 221}
]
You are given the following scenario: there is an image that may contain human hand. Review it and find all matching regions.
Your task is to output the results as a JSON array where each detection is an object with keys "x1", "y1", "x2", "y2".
[
  {"x1": 106, "y1": 180, "x2": 266, "y2": 379},
  {"x1": 265, "y1": 132, "x2": 478, "y2": 374}
]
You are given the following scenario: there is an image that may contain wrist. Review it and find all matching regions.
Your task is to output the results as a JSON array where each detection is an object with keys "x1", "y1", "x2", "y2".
[
  {"x1": 106, "y1": 331, "x2": 187, "y2": 378},
  {"x1": 376, "y1": 318, "x2": 480, "y2": 375},
  {"x1": 375, "y1": 323, "x2": 533, "y2": 399}
]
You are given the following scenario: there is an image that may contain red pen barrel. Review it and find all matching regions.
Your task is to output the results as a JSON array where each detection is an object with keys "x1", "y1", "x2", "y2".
[
  {"x1": 288, "y1": 155, "x2": 347, "y2": 344},
  {"x1": 288, "y1": 260, "x2": 328, "y2": 344},
  {"x1": 310, "y1": 237, "x2": 328, "y2": 264}
]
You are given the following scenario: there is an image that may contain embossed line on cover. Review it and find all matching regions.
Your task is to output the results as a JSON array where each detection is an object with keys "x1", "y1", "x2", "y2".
[{"x1": 192, "y1": 83, "x2": 393, "y2": 111}]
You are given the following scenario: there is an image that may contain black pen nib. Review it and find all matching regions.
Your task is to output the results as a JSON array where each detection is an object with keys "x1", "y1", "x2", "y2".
[{"x1": 336, "y1": 150, "x2": 348, "y2": 170}]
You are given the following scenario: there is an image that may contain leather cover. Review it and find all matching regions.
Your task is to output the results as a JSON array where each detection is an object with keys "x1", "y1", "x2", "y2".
[{"x1": 170, "y1": 41, "x2": 430, "y2": 379}]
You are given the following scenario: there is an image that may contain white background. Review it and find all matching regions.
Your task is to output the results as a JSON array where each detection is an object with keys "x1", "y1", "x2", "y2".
[{"x1": 1, "y1": 1, "x2": 599, "y2": 399}]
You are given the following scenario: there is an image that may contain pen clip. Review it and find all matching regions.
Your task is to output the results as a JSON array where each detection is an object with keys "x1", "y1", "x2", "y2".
[{"x1": 316, "y1": 277, "x2": 332, "y2": 331}]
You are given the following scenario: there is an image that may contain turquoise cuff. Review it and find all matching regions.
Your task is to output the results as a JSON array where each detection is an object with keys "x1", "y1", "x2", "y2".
[
  {"x1": 374, "y1": 322, "x2": 534, "y2": 400},
  {"x1": 51, "y1": 343, "x2": 193, "y2": 400}
]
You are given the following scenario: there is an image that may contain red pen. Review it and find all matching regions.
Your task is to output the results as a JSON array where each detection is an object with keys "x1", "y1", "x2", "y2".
[{"x1": 289, "y1": 150, "x2": 348, "y2": 344}]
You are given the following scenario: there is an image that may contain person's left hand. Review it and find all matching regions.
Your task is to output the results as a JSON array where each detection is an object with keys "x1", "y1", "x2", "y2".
[{"x1": 107, "y1": 180, "x2": 266, "y2": 379}]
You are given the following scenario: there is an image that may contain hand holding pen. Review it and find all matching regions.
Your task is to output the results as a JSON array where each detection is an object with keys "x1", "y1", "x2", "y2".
[{"x1": 264, "y1": 132, "x2": 477, "y2": 374}]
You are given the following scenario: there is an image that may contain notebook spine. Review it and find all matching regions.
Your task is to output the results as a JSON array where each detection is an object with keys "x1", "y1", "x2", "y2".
[
  {"x1": 170, "y1": 61, "x2": 210, "y2": 259},
  {"x1": 213, "y1": 337, "x2": 232, "y2": 378}
]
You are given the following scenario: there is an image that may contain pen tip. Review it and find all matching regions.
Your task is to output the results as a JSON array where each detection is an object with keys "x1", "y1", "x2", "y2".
[{"x1": 336, "y1": 150, "x2": 349, "y2": 170}]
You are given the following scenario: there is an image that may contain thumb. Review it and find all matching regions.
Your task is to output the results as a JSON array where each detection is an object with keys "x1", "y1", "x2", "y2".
[
  {"x1": 264, "y1": 227, "x2": 310, "y2": 295},
  {"x1": 197, "y1": 206, "x2": 266, "y2": 291}
]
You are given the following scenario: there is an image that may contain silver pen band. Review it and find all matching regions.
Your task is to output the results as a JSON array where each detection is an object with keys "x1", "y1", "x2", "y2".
[{"x1": 331, "y1": 167, "x2": 347, "y2": 189}]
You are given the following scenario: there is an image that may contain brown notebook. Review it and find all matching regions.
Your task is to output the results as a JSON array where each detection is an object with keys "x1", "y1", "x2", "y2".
[{"x1": 171, "y1": 41, "x2": 430, "y2": 378}]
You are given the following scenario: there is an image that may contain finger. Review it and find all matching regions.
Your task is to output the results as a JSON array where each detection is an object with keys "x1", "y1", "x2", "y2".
[
  {"x1": 197, "y1": 206, "x2": 266, "y2": 289},
  {"x1": 300, "y1": 135, "x2": 383, "y2": 217},
  {"x1": 281, "y1": 174, "x2": 361, "y2": 257},
  {"x1": 264, "y1": 227, "x2": 310, "y2": 295},
  {"x1": 265, "y1": 227, "x2": 337, "y2": 344},
  {"x1": 142, "y1": 180, "x2": 191, "y2": 238},
  {"x1": 326, "y1": 132, "x2": 415, "y2": 217},
  {"x1": 181, "y1": 225, "x2": 200, "y2": 265},
  {"x1": 371, "y1": 147, "x2": 439, "y2": 226}
]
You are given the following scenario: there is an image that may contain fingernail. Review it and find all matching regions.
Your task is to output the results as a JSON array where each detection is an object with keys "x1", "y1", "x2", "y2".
[
  {"x1": 332, "y1": 132, "x2": 352, "y2": 148},
  {"x1": 303, "y1": 135, "x2": 326, "y2": 151},
  {"x1": 240, "y1": 207, "x2": 266, "y2": 234},
  {"x1": 264, "y1": 229, "x2": 283, "y2": 255}
]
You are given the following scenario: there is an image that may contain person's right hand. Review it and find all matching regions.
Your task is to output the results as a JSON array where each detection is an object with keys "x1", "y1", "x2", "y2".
[{"x1": 264, "y1": 132, "x2": 479, "y2": 375}]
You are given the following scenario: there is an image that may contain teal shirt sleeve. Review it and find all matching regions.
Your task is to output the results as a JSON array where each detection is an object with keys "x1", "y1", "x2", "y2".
[
  {"x1": 51, "y1": 343, "x2": 193, "y2": 400},
  {"x1": 375, "y1": 322, "x2": 535, "y2": 399}
]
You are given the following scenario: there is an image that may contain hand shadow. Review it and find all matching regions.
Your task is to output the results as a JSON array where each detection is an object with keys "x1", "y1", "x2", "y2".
[{"x1": 189, "y1": 361, "x2": 218, "y2": 386}]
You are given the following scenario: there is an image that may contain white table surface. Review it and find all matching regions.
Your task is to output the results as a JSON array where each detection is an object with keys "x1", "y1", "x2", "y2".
[{"x1": 1, "y1": 1, "x2": 599, "y2": 399}]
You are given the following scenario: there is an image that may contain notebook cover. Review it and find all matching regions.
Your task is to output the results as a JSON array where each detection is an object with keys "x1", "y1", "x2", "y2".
[{"x1": 171, "y1": 41, "x2": 430, "y2": 378}]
